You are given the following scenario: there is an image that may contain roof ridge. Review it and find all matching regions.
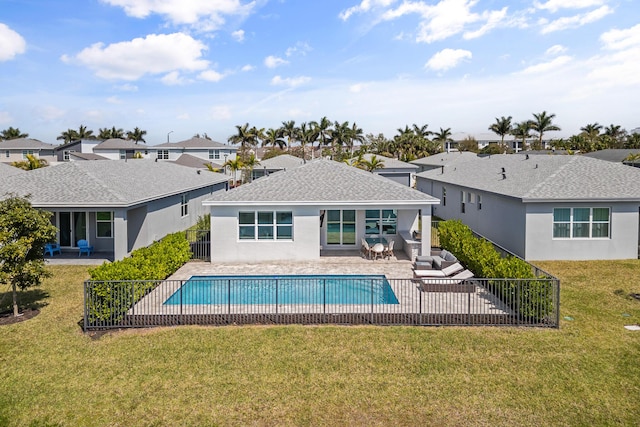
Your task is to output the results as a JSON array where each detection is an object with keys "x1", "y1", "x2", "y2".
[
  {"x1": 75, "y1": 162, "x2": 129, "y2": 203},
  {"x1": 522, "y1": 156, "x2": 577, "y2": 198}
]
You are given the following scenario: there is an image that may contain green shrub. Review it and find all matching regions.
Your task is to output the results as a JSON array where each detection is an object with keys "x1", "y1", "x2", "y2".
[
  {"x1": 86, "y1": 232, "x2": 191, "y2": 324},
  {"x1": 437, "y1": 220, "x2": 555, "y2": 321}
]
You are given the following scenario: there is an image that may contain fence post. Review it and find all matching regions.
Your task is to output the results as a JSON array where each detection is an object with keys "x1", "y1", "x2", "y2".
[
  {"x1": 228, "y1": 279, "x2": 231, "y2": 315},
  {"x1": 370, "y1": 279, "x2": 374, "y2": 324},
  {"x1": 83, "y1": 281, "x2": 88, "y2": 331},
  {"x1": 180, "y1": 280, "x2": 183, "y2": 325},
  {"x1": 323, "y1": 279, "x2": 326, "y2": 314}
]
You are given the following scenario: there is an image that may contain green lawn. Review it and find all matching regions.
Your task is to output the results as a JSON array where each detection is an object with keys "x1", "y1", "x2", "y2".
[{"x1": 1, "y1": 261, "x2": 639, "y2": 426}]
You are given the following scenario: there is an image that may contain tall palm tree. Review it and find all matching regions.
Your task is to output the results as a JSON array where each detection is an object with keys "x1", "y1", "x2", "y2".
[
  {"x1": 329, "y1": 121, "x2": 351, "y2": 159},
  {"x1": 580, "y1": 122, "x2": 602, "y2": 152},
  {"x1": 57, "y1": 129, "x2": 79, "y2": 144},
  {"x1": 531, "y1": 111, "x2": 561, "y2": 150},
  {"x1": 242, "y1": 153, "x2": 260, "y2": 183},
  {"x1": 261, "y1": 128, "x2": 286, "y2": 149},
  {"x1": 223, "y1": 157, "x2": 243, "y2": 187},
  {"x1": 510, "y1": 121, "x2": 533, "y2": 152},
  {"x1": 0, "y1": 127, "x2": 28, "y2": 140},
  {"x1": 604, "y1": 124, "x2": 625, "y2": 148},
  {"x1": 488, "y1": 116, "x2": 512, "y2": 151},
  {"x1": 229, "y1": 123, "x2": 260, "y2": 162},
  {"x1": 309, "y1": 116, "x2": 332, "y2": 158},
  {"x1": 360, "y1": 154, "x2": 385, "y2": 172},
  {"x1": 280, "y1": 120, "x2": 298, "y2": 151},
  {"x1": 98, "y1": 128, "x2": 112, "y2": 140},
  {"x1": 126, "y1": 127, "x2": 147, "y2": 143},
  {"x1": 412, "y1": 124, "x2": 432, "y2": 139},
  {"x1": 347, "y1": 122, "x2": 365, "y2": 157},
  {"x1": 433, "y1": 127, "x2": 453, "y2": 153},
  {"x1": 76, "y1": 124, "x2": 95, "y2": 140},
  {"x1": 110, "y1": 126, "x2": 125, "y2": 139},
  {"x1": 297, "y1": 122, "x2": 316, "y2": 162}
]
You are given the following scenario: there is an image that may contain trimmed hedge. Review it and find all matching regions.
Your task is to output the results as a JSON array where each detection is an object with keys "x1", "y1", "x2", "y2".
[
  {"x1": 437, "y1": 220, "x2": 555, "y2": 321},
  {"x1": 86, "y1": 232, "x2": 191, "y2": 324}
]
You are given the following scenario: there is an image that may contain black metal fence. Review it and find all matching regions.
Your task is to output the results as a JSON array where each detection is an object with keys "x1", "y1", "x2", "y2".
[
  {"x1": 83, "y1": 276, "x2": 559, "y2": 330},
  {"x1": 185, "y1": 229, "x2": 210, "y2": 261}
]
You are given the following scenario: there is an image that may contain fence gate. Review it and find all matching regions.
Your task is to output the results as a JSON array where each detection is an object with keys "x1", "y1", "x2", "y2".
[{"x1": 186, "y1": 230, "x2": 210, "y2": 261}]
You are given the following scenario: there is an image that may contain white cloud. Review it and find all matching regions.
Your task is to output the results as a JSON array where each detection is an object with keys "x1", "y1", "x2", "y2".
[
  {"x1": 463, "y1": 7, "x2": 508, "y2": 40},
  {"x1": 115, "y1": 83, "x2": 139, "y2": 92},
  {"x1": 65, "y1": 33, "x2": 209, "y2": 80},
  {"x1": 35, "y1": 105, "x2": 66, "y2": 122},
  {"x1": 210, "y1": 105, "x2": 232, "y2": 120},
  {"x1": 546, "y1": 44, "x2": 567, "y2": 56},
  {"x1": 199, "y1": 69, "x2": 225, "y2": 82},
  {"x1": 241, "y1": 64, "x2": 254, "y2": 72},
  {"x1": 0, "y1": 111, "x2": 12, "y2": 124},
  {"x1": 519, "y1": 55, "x2": 572, "y2": 74},
  {"x1": 107, "y1": 96, "x2": 123, "y2": 104},
  {"x1": 349, "y1": 83, "x2": 367, "y2": 93},
  {"x1": 540, "y1": 5, "x2": 612, "y2": 34},
  {"x1": 101, "y1": 0, "x2": 255, "y2": 30},
  {"x1": 271, "y1": 75, "x2": 311, "y2": 87},
  {"x1": 177, "y1": 113, "x2": 190, "y2": 120},
  {"x1": 425, "y1": 48, "x2": 472, "y2": 71},
  {"x1": 0, "y1": 23, "x2": 26, "y2": 61},
  {"x1": 231, "y1": 29, "x2": 245, "y2": 42},
  {"x1": 285, "y1": 42, "x2": 312, "y2": 57},
  {"x1": 534, "y1": 0, "x2": 607, "y2": 13},
  {"x1": 600, "y1": 23, "x2": 640, "y2": 50},
  {"x1": 339, "y1": 0, "x2": 396, "y2": 21},
  {"x1": 161, "y1": 71, "x2": 189, "y2": 85},
  {"x1": 264, "y1": 55, "x2": 288, "y2": 68}
]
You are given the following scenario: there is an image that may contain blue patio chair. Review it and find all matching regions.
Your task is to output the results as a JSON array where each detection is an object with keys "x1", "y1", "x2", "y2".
[
  {"x1": 44, "y1": 243, "x2": 61, "y2": 257},
  {"x1": 77, "y1": 239, "x2": 94, "y2": 256}
]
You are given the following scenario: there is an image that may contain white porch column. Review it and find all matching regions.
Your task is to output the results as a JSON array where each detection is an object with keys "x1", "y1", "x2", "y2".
[
  {"x1": 420, "y1": 208, "x2": 431, "y2": 257},
  {"x1": 113, "y1": 209, "x2": 128, "y2": 261}
]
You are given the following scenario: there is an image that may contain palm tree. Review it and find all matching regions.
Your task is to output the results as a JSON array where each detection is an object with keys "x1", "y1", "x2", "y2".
[
  {"x1": 604, "y1": 124, "x2": 625, "y2": 148},
  {"x1": 261, "y1": 128, "x2": 286, "y2": 149},
  {"x1": 11, "y1": 154, "x2": 48, "y2": 170},
  {"x1": 280, "y1": 120, "x2": 298, "y2": 151},
  {"x1": 98, "y1": 128, "x2": 112, "y2": 140},
  {"x1": 433, "y1": 127, "x2": 453, "y2": 153},
  {"x1": 360, "y1": 154, "x2": 385, "y2": 172},
  {"x1": 223, "y1": 157, "x2": 243, "y2": 187},
  {"x1": 242, "y1": 153, "x2": 260, "y2": 183},
  {"x1": 309, "y1": 116, "x2": 332, "y2": 158},
  {"x1": 329, "y1": 121, "x2": 351, "y2": 159},
  {"x1": 126, "y1": 127, "x2": 147, "y2": 143},
  {"x1": 229, "y1": 123, "x2": 260, "y2": 162},
  {"x1": 1, "y1": 127, "x2": 28, "y2": 140},
  {"x1": 297, "y1": 122, "x2": 316, "y2": 162},
  {"x1": 488, "y1": 116, "x2": 512, "y2": 151},
  {"x1": 412, "y1": 123, "x2": 432, "y2": 139},
  {"x1": 347, "y1": 122, "x2": 365, "y2": 157},
  {"x1": 580, "y1": 123, "x2": 602, "y2": 152},
  {"x1": 510, "y1": 121, "x2": 533, "y2": 152},
  {"x1": 57, "y1": 129, "x2": 79, "y2": 144},
  {"x1": 76, "y1": 124, "x2": 95, "y2": 140},
  {"x1": 531, "y1": 111, "x2": 561, "y2": 150},
  {"x1": 110, "y1": 126, "x2": 125, "y2": 139},
  {"x1": 625, "y1": 133, "x2": 640, "y2": 149}
]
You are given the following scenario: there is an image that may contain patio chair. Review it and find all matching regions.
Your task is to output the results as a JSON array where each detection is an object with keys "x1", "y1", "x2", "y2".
[
  {"x1": 371, "y1": 243, "x2": 385, "y2": 260},
  {"x1": 413, "y1": 262, "x2": 463, "y2": 278},
  {"x1": 361, "y1": 239, "x2": 373, "y2": 259},
  {"x1": 77, "y1": 239, "x2": 94, "y2": 256},
  {"x1": 418, "y1": 269, "x2": 475, "y2": 292},
  {"x1": 383, "y1": 240, "x2": 395, "y2": 259},
  {"x1": 44, "y1": 243, "x2": 61, "y2": 257}
]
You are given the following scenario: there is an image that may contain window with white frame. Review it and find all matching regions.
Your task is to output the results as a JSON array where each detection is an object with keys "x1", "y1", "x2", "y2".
[
  {"x1": 157, "y1": 150, "x2": 169, "y2": 160},
  {"x1": 553, "y1": 207, "x2": 610, "y2": 239},
  {"x1": 442, "y1": 187, "x2": 447, "y2": 206},
  {"x1": 63, "y1": 150, "x2": 71, "y2": 161},
  {"x1": 22, "y1": 150, "x2": 34, "y2": 159},
  {"x1": 5, "y1": 150, "x2": 9, "y2": 158},
  {"x1": 461, "y1": 191, "x2": 466, "y2": 213},
  {"x1": 209, "y1": 149, "x2": 220, "y2": 160},
  {"x1": 96, "y1": 212, "x2": 113, "y2": 238},
  {"x1": 238, "y1": 211, "x2": 293, "y2": 240},
  {"x1": 181, "y1": 194, "x2": 189, "y2": 217},
  {"x1": 477, "y1": 194, "x2": 482, "y2": 210},
  {"x1": 365, "y1": 209, "x2": 397, "y2": 235},
  {"x1": 119, "y1": 150, "x2": 126, "y2": 160}
]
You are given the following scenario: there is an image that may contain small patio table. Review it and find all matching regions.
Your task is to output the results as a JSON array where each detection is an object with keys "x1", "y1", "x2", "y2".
[{"x1": 365, "y1": 236, "x2": 388, "y2": 246}]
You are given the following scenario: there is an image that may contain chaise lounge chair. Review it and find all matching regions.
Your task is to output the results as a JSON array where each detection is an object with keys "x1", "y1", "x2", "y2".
[{"x1": 412, "y1": 262, "x2": 464, "y2": 278}]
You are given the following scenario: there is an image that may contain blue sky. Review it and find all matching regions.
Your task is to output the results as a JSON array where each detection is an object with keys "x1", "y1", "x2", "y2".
[{"x1": 1, "y1": 0, "x2": 639, "y2": 145}]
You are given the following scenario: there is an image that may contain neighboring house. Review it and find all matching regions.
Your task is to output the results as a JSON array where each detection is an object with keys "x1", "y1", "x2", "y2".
[
  {"x1": 92, "y1": 138, "x2": 152, "y2": 160},
  {"x1": 410, "y1": 151, "x2": 479, "y2": 173},
  {"x1": 0, "y1": 160, "x2": 228, "y2": 260},
  {"x1": 251, "y1": 154, "x2": 305, "y2": 180},
  {"x1": 0, "y1": 138, "x2": 56, "y2": 164},
  {"x1": 203, "y1": 159, "x2": 438, "y2": 262},
  {"x1": 583, "y1": 149, "x2": 640, "y2": 168},
  {"x1": 152, "y1": 137, "x2": 237, "y2": 163},
  {"x1": 415, "y1": 154, "x2": 640, "y2": 261},
  {"x1": 54, "y1": 138, "x2": 102, "y2": 161},
  {"x1": 172, "y1": 153, "x2": 224, "y2": 171},
  {"x1": 360, "y1": 154, "x2": 419, "y2": 187}
]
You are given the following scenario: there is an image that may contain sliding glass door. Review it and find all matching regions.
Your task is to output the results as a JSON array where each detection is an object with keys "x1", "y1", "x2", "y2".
[
  {"x1": 58, "y1": 212, "x2": 87, "y2": 247},
  {"x1": 326, "y1": 210, "x2": 356, "y2": 246}
]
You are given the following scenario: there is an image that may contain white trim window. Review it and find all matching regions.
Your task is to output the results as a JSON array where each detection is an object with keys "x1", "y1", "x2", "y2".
[
  {"x1": 238, "y1": 211, "x2": 293, "y2": 240},
  {"x1": 553, "y1": 207, "x2": 610, "y2": 239},
  {"x1": 209, "y1": 149, "x2": 220, "y2": 160},
  {"x1": 181, "y1": 194, "x2": 189, "y2": 217},
  {"x1": 119, "y1": 150, "x2": 126, "y2": 160},
  {"x1": 22, "y1": 150, "x2": 34, "y2": 159},
  {"x1": 365, "y1": 209, "x2": 397, "y2": 235},
  {"x1": 96, "y1": 211, "x2": 113, "y2": 238},
  {"x1": 442, "y1": 187, "x2": 447, "y2": 206},
  {"x1": 157, "y1": 150, "x2": 169, "y2": 160}
]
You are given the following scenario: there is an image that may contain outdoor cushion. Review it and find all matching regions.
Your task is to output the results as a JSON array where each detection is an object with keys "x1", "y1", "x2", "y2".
[
  {"x1": 413, "y1": 261, "x2": 432, "y2": 270},
  {"x1": 451, "y1": 269, "x2": 474, "y2": 280},
  {"x1": 415, "y1": 255, "x2": 434, "y2": 263},
  {"x1": 440, "y1": 249, "x2": 450, "y2": 258},
  {"x1": 413, "y1": 269, "x2": 447, "y2": 278},
  {"x1": 441, "y1": 262, "x2": 464, "y2": 276}
]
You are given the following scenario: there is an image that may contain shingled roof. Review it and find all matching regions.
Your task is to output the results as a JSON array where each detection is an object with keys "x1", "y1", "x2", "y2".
[
  {"x1": 410, "y1": 151, "x2": 478, "y2": 167},
  {"x1": 154, "y1": 137, "x2": 232, "y2": 149},
  {"x1": 361, "y1": 153, "x2": 419, "y2": 170},
  {"x1": 0, "y1": 162, "x2": 25, "y2": 178},
  {"x1": 258, "y1": 154, "x2": 305, "y2": 170},
  {"x1": 417, "y1": 154, "x2": 640, "y2": 202},
  {"x1": 0, "y1": 138, "x2": 56, "y2": 150},
  {"x1": 93, "y1": 139, "x2": 144, "y2": 150},
  {"x1": 0, "y1": 160, "x2": 228, "y2": 207},
  {"x1": 204, "y1": 159, "x2": 438, "y2": 206}
]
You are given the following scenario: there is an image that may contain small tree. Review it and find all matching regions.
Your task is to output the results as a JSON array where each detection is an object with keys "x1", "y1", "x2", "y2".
[{"x1": 0, "y1": 196, "x2": 57, "y2": 316}]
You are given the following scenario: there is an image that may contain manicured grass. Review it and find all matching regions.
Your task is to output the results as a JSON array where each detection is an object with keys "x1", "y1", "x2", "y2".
[{"x1": 1, "y1": 261, "x2": 639, "y2": 426}]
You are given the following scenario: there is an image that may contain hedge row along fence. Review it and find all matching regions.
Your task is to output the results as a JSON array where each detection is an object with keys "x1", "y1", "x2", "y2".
[
  {"x1": 437, "y1": 220, "x2": 557, "y2": 321},
  {"x1": 85, "y1": 232, "x2": 191, "y2": 324}
]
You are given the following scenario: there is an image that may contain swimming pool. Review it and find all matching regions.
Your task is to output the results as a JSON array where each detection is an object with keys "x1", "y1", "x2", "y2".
[{"x1": 163, "y1": 275, "x2": 399, "y2": 305}]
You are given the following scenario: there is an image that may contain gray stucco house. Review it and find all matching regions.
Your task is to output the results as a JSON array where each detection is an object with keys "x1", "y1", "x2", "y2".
[
  {"x1": 204, "y1": 159, "x2": 438, "y2": 262},
  {"x1": 415, "y1": 154, "x2": 640, "y2": 261},
  {"x1": 1, "y1": 161, "x2": 228, "y2": 260},
  {"x1": 361, "y1": 154, "x2": 419, "y2": 186},
  {"x1": 0, "y1": 138, "x2": 56, "y2": 164}
]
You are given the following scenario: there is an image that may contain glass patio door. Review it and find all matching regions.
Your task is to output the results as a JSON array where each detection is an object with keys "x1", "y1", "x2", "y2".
[
  {"x1": 58, "y1": 212, "x2": 87, "y2": 247},
  {"x1": 326, "y1": 210, "x2": 356, "y2": 245}
]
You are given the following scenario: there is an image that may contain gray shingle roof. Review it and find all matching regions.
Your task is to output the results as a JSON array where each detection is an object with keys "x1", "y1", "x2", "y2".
[
  {"x1": 93, "y1": 139, "x2": 144, "y2": 150},
  {"x1": 0, "y1": 160, "x2": 229, "y2": 207},
  {"x1": 410, "y1": 151, "x2": 478, "y2": 167},
  {"x1": 361, "y1": 154, "x2": 419, "y2": 170},
  {"x1": 0, "y1": 138, "x2": 56, "y2": 150},
  {"x1": 257, "y1": 154, "x2": 305, "y2": 170},
  {"x1": 205, "y1": 159, "x2": 438, "y2": 206},
  {"x1": 416, "y1": 154, "x2": 640, "y2": 202},
  {"x1": 582, "y1": 149, "x2": 640, "y2": 163},
  {"x1": 154, "y1": 137, "x2": 232, "y2": 149},
  {"x1": 0, "y1": 162, "x2": 25, "y2": 178},
  {"x1": 69, "y1": 152, "x2": 108, "y2": 160},
  {"x1": 172, "y1": 153, "x2": 223, "y2": 169}
]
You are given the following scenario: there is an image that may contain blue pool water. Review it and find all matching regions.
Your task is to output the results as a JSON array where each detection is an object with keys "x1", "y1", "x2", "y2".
[{"x1": 163, "y1": 275, "x2": 399, "y2": 305}]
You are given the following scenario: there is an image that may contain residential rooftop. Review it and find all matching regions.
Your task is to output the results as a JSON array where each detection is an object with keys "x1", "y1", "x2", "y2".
[
  {"x1": 154, "y1": 137, "x2": 232, "y2": 149},
  {"x1": 257, "y1": 154, "x2": 305, "y2": 170},
  {"x1": 410, "y1": 151, "x2": 479, "y2": 167},
  {"x1": 172, "y1": 153, "x2": 223, "y2": 169},
  {"x1": 93, "y1": 138, "x2": 146, "y2": 150},
  {"x1": 0, "y1": 160, "x2": 228, "y2": 207},
  {"x1": 582, "y1": 149, "x2": 640, "y2": 163},
  {"x1": 204, "y1": 159, "x2": 438, "y2": 205},
  {"x1": 0, "y1": 162, "x2": 25, "y2": 178},
  {"x1": 360, "y1": 153, "x2": 419, "y2": 170},
  {"x1": 0, "y1": 137, "x2": 56, "y2": 150},
  {"x1": 417, "y1": 154, "x2": 640, "y2": 202}
]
